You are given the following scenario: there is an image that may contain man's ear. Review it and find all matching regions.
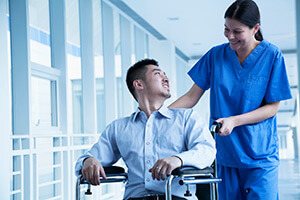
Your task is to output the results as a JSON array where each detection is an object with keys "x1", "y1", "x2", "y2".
[{"x1": 133, "y1": 79, "x2": 144, "y2": 91}]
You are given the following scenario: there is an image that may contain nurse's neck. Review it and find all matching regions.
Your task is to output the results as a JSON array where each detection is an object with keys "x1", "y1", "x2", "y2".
[{"x1": 236, "y1": 40, "x2": 260, "y2": 64}]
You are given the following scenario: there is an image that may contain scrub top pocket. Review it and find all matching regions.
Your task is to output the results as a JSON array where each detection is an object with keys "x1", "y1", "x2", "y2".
[{"x1": 244, "y1": 75, "x2": 268, "y2": 103}]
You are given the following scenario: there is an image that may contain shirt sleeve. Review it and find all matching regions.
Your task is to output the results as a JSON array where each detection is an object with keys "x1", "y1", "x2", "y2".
[
  {"x1": 264, "y1": 51, "x2": 292, "y2": 102},
  {"x1": 175, "y1": 110, "x2": 216, "y2": 169},
  {"x1": 188, "y1": 49, "x2": 212, "y2": 91},
  {"x1": 74, "y1": 123, "x2": 121, "y2": 176}
]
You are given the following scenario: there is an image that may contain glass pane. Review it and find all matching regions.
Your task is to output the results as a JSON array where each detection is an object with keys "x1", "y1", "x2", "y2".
[
  {"x1": 145, "y1": 34, "x2": 149, "y2": 58},
  {"x1": 12, "y1": 139, "x2": 20, "y2": 150},
  {"x1": 96, "y1": 79, "x2": 105, "y2": 132},
  {"x1": 114, "y1": 11, "x2": 121, "y2": 78},
  {"x1": 13, "y1": 174, "x2": 21, "y2": 190},
  {"x1": 13, "y1": 156, "x2": 21, "y2": 172},
  {"x1": 134, "y1": 26, "x2": 146, "y2": 61},
  {"x1": 11, "y1": 193, "x2": 21, "y2": 200},
  {"x1": 53, "y1": 152, "x2": 61, "y2": 165},
  {"x1": 31, "y1": 76, "x2": 52, "y2": 128},
  {"x1": 131, "y1": 24, "x2": 136, "y2": 64},
  {"x1": 114, "y1": 11, "x2": 123, "y2": 118},
  {"x1": 66, "y1": 0, "x2": 83, "y2": 133},
  {"x1": 28, "y1": 0, "x2": 51, "y2": 67},
  {"x1": 72, "y1": 80, "x2": 83, "y2": 133},
  {"x1": 21, "y1": 138, "x2": 30, "y2": 149},
  {"x1": 93, "y1": 0, "x2": 105, "y2": 133},
  {"x1": 39, "y1": 183, "x2": 61, "y2": 199}
]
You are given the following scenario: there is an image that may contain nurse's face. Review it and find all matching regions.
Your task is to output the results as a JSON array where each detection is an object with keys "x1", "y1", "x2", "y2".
[{"x1": 224, "y1": 18, "x2": 258, "y2": 51}]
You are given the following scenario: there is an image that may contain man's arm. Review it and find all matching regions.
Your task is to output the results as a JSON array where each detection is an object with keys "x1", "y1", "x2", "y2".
[
  {"x1": 74, "y1": 123, "x2": 121, "y2": 180},
  {"x1": 149, "y1": 109, "x2": 216, "y2": 181},
  {"x1": 175, "y1": 109, "x2": 216, "y2": 168}
]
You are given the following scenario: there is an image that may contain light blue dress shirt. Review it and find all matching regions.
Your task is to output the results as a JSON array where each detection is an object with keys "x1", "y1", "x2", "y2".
[
  {"x1": 75, "y1": 105, "x2": 216, "y2": 199},
  {"x1": 188, "y1": 40, "x2": 292, "y2": 168}
]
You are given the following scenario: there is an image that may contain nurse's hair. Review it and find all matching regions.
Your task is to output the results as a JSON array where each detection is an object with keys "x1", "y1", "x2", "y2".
[
  {"x1": 224, "y1": 0, "x2": 263, "y2": 41},
  {"x1": 126, "y1": 58, "x2": 159, "y2": 101}
]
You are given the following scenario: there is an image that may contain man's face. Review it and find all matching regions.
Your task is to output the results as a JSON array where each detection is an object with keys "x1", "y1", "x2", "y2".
[{"x1": 143, "y1": 64, "x2": 171, "y2": 99}]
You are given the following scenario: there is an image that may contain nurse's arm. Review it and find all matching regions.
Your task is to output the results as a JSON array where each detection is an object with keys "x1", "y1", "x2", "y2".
[
  {"x1": 217, "y1": 101, "x2": 280, "y2": 136},
  {"x1": 168, "y1": 83, "x2": 205, "y2": 108}
]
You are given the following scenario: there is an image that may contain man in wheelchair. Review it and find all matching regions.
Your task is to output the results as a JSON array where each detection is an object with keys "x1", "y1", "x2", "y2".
[{"x1": 75, "y1": 59, "x2": 216, "y2": 200}]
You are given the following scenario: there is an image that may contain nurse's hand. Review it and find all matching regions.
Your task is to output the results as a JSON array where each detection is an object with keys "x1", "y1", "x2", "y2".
[{"x1": 216, "y1": 117, "x2": 236, "y2": 136}]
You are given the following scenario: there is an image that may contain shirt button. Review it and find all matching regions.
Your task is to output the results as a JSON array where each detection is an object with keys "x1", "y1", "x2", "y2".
[
  {"x1": 146, "y1": 142, "x2": 150, "y2": 145},
  {"x1": 146, "y1": 160, "x2": 150, "y2": 164},
  {"x1": 146, "y1": 178, "x2": 150, "y2": 182},
  {"x1": 147, "y1": 124, "x2": 150, "y2": 127}
]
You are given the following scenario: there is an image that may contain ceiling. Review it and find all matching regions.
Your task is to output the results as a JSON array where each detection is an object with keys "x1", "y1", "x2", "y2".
[
  {"x1": 121, "y1": 0, "x2": 296, "y2": 59},
  {"x1": 117, "y1": 0, "x2": 297, "y2": 130}
]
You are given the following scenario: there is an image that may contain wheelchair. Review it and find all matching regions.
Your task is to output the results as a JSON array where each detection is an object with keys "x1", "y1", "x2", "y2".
[{"x1": 76, "y1": 122, "x2": 222, "y2": 200}]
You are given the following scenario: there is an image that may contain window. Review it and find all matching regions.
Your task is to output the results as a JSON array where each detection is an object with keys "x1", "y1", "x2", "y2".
[
  {"x1": 114, "y1": 11, "x2": 123, "y2": 118},
  {"x1": 31, "y1": 76, "x2": 58, "y2": 129},
  {"x1": 93, "y1": 0, "x2": 105, "y2": 133},
  {"x1": 66, "y1": 0, "x2": 83, "y2": 134},
  {"x1": 28, "y1": 0, "x2": 51, "y2": 67}
]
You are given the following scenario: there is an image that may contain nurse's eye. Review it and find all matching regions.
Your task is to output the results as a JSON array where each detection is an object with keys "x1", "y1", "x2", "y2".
[{"x1": 234, "y1": 30, "x2": 242, "y2": 34}]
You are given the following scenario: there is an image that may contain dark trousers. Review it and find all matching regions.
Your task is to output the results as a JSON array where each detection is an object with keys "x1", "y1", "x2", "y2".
[{"x1": 196, "y1": 184, "x2": 210, "y2": 200}]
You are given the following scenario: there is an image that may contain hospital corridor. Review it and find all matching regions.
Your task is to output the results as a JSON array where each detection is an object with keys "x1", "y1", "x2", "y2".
[{"x1": 1, "y1": 0, "x2": 300, "y2": 199}]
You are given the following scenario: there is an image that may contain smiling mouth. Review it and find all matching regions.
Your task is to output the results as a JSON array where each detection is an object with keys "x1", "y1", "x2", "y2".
[
  {"x1": 163, "y1": 84, "x2": 169, "y2": 88},
  {"x1": 230, "y1": 41, "x2": 239, "y2": 45}
]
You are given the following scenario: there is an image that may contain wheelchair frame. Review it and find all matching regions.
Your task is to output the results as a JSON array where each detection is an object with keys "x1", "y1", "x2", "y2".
[{"x1": 75, "y1": 122, "x2": 222, "y2": 200}]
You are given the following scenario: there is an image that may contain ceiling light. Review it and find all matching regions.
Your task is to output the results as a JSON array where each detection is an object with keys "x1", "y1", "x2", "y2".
[{"x1": 168, "y1": 17, "x2": 179, "y2": 21}]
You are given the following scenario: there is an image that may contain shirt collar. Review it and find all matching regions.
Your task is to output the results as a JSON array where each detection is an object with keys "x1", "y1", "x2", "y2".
[
  {"x1": 157, "y1": 104, "x2": 172, "y2": 119},
  {"x1": 132, "y1": 104, "x2": 172, "y2": 121}
]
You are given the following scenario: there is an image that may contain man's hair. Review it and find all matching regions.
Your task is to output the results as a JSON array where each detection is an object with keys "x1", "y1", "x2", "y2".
[{"x1": 126, "y1": 58, "x2": 159, "y2": 101}]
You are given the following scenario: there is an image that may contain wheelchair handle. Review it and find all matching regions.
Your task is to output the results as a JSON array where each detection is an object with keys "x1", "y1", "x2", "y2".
[{"x1": 210, "y1": 121, "x2": 222, "y2": 134}]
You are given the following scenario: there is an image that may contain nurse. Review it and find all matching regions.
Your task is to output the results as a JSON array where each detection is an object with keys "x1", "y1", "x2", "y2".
[{"x1": 169, "y1": 0, "x2": 292, "y2": 199}]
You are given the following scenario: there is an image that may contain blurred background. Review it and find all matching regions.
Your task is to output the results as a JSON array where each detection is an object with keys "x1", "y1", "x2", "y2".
[{"x1": 0, "y1": 0, "x2": 299, "y2": 199}]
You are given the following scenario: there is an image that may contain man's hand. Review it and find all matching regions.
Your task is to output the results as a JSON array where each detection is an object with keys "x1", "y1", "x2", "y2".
[
  {"x1": 82, "y1": 157, "x2": 107, "y2": 185},
  {"x1": 149, "y1": 156, "x2": 182, "y2": 181}
]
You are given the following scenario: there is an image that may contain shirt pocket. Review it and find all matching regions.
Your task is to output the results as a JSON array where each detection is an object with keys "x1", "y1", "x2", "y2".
[
  {"x1": 244, "y1": 75, "x2": 268, "y2": 103},
  {"x1": 157, "y1": 132, "x2": 185, "y2": 158}
]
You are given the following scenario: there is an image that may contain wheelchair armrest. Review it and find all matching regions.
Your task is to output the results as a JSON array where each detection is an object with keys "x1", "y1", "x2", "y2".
[
  {"x1": 103, "y1": 166, "x2": 126, "y2": 174},
  {"x1": 78, "y1": 166, "x2": 127, "y2": 185},
  {"x1": 169, "y1": 166, "x2": 221, "y2": 187},
  {"x1": 172, "y1": 166, "x2": 214, "y2": 176},
  {"x1": 79, "y1": 166, "x2": 125, "y2": 175}
]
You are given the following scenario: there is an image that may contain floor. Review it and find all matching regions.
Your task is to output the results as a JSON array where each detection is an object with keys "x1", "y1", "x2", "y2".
[{"x1": 279, "y1": 159, "x2": 300, "y2": 199}]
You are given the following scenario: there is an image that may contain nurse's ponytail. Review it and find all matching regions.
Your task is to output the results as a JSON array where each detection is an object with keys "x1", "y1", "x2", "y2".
[{"x1": 255, "y1": 28, "x2": 263, "y2": 41}]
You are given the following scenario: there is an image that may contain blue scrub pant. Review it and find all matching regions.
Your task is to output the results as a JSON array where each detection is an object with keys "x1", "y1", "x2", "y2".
[{"x1": 217, "y1": 164, "x2": 279, "y2": 200}]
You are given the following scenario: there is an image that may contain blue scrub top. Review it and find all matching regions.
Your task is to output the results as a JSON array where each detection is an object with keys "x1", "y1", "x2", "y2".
[{"x1": 188, "y1": 40, "x2": 292, "y2": 168}]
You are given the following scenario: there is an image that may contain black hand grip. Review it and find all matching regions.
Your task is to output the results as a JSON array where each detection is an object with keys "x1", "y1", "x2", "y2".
[{"x1": 210, "y1": 121, "x2": 222, "y2": 134}]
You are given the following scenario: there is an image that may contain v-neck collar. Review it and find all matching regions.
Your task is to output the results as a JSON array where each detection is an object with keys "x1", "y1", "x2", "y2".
[{"x1": 229, "y1": 40, "x2": 268, "y2": 68}]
